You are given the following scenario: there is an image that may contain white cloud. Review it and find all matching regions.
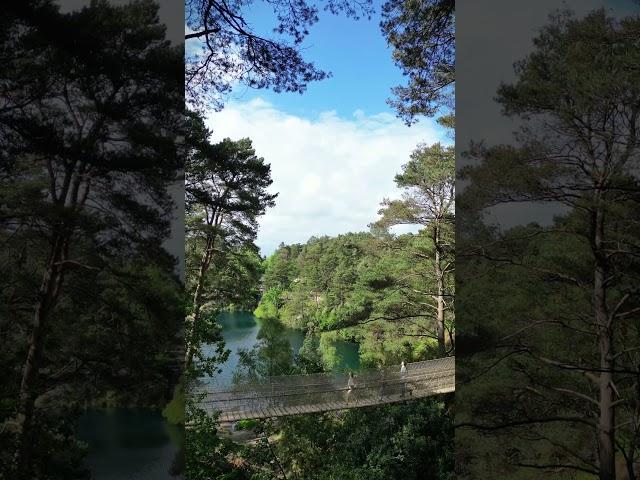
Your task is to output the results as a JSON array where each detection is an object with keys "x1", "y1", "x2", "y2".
[{"x1": 206, "y1": 99, "x2": 448, "y2": 256}]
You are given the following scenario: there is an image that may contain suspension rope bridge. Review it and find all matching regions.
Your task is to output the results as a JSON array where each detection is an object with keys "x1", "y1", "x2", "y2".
[{"x1": 196, "y1": 356, "x2": 454, "y2": 422}]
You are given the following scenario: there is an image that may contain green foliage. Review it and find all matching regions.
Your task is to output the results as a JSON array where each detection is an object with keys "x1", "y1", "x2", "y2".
[
  {"x1": 255, "y1": 228, "x2": 451, "y2": 366},
  {"x1": 184, "y1": 403, "x2": 246, "y2": 480},
  {"x1": 296, "y1": 332, "x2": 326, "y2": 373},
  {"x1": 456, "y1": 222, "x2": 618, "y2": 478},
  {"x1": 271, "y1": 397, "x2": 454, "y2": 480},
  {"x1": 262, "y1": 244, "x2": 302, "y2": 291},
  {"x1": 371, "y1": 139, "x2": 455, "y2": 357},
  {"x1": 162, "y1": 385, "x2": 185, "y2": 425},
  {"x1": 253, "y1": 287, "x2": 283, "y2": 319},
  {"x1": 381, "y1": 0, "x2": 454, "y2": 123},
  {"x1": 372, "y1": 141, "x2": 454, "y2": 230},
  {"x1": 215, "y1": 314, "x2": 453, "y2": 480},
  {"x1": 318, "y1": 332, "x2": 341, "y2": 370},
  {"x1": 235, "y1": 317, "x2": 297, "y2": 381},
  {"x1": 254, "y1": 134, "x2": 455, "y2": 364},
  {"x1": 184, "y1": 110, "x2": 276, "y2": 377},
  {"x1": 234, "y1": 419, "x2": 260, "y2": 431},
  {"x1": 183, "y1": 112, "x2": 278, "y2": 479}
]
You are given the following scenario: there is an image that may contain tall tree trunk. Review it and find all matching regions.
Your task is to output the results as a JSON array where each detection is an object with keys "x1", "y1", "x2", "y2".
[
  {"x1": 594, "y1": 204, "x2": 616, "y2": 480},
  {"x1": 597, "y1": 323, "x2": 616, "y2": 480},
  {"x1": 15, "y1": 233, "x2": 67, "y2": 479},
  {"x1": 14, "y1": 162, "x2": 88, "y2": 477},
  {"x1": 433, "y1": 223, "x2": 446, "y2": 357},
  {"x1": 184, "y1": 235, "x2": 214, "y2": 369},
  {"x1": 184, "y1": 212, "x2": 222, "y2": 370}
]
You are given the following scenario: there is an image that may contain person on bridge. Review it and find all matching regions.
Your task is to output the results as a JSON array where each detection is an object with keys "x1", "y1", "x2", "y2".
[
  {"x1": 400, "y1": 361, "x2": 407, "y2": 397},
  {"x1": 346, "y1": 372, "x2": 356, "y2": 403}
]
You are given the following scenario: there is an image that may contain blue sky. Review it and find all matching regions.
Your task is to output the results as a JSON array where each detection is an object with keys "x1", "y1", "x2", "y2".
[{"x1": 224, "y1": 1, "x2": 409, "y2": 120}]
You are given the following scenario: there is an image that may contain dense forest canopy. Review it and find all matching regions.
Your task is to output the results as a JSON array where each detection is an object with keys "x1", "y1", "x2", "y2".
[{"x1": 255, "y1": 229, "x2": 453, "y2": 366}]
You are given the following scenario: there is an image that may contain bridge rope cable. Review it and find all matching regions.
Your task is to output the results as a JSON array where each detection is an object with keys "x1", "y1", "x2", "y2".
[
  {"x1": 199, "y1": 357, "x2": 453, "y2": 393},
  {"x1": 199, "y1": 374, "x2": 449, "y2": 403},
  {"x1": 194, "y1": 357, "x2": 454, "y2": 420},
  {"x1": 198, "y1": 367, "x2": 452, "y2": 401}
]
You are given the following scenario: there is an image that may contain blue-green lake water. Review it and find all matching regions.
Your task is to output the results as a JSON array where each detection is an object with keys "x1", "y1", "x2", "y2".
[
  {"x1": 206, "y1": 311, "x2": 360, "y2": 386},
  {"x1": 77, "y1": 408, "x2": 182, "y2": 480}
]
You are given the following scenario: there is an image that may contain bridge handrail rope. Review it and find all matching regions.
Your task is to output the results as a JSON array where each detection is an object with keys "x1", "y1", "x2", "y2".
[
  {"x1": 200, "y1": 362, "x2": 453, "y2": 395},
  {"x1": 198, "y1": 372, "x2": 454, "y2": 405},
  {"x1": 200, "y1": 368, "x2": 450, "y2": 397},
  {"x1": 196, "y1": 357, "x2": 454, "y2": 414},
  {"x1": 202, "y1": 367, "x2": 452, "y2": 391},
  {"x1": 198, "y1": 357, "x2": 453, "y2": 395}
]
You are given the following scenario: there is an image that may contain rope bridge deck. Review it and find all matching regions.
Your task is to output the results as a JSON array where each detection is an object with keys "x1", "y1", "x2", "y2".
[{"x1": 196, "y1": 356, "x2": 455, "y2": 422}]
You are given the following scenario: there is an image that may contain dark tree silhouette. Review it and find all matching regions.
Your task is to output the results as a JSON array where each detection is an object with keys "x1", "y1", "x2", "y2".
[
  {"x1": 380, "y1": 0, "x2": 454, "y2": 124},
  {"x1": 1, "y1": 1, "x2": 184, "y2": 478},
  {"x1": 458, "y1": 9, "x2": 640, "y2": 480}
]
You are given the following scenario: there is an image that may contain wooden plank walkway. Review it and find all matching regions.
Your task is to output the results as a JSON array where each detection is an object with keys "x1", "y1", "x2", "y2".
[{"x1": 196, "y1": 356, "x2": 455, "y2": 422}]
